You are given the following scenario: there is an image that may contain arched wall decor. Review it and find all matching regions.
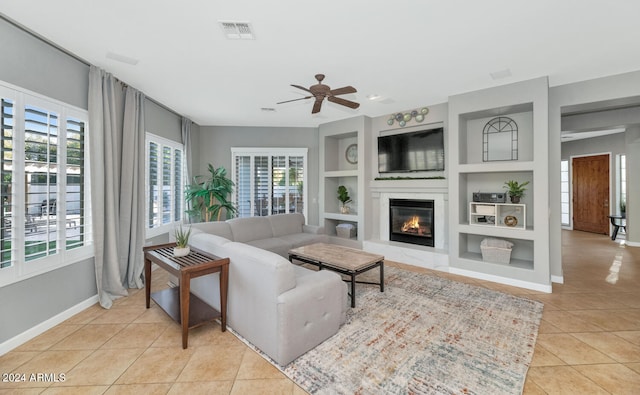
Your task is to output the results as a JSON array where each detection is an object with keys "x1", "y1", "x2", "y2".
[{"x1": 483, "y1": 116, "x2": 518, "y2": 161}]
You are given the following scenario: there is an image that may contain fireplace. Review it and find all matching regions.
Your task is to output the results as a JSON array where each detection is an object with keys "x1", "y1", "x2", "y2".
[{"x1": 389, "y1": 199, "x2": 434, "y2": 247}]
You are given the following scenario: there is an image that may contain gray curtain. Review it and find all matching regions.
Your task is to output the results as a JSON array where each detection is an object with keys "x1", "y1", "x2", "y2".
[
  {"x1": 181, "y1": 117, "x2": 192, "y2": 182},
  {"x1": 88, "y1": 66, "x2": 146, "y2": 309}
]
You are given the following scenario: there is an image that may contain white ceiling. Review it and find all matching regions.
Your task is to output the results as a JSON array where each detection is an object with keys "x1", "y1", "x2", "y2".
[{"x1": 2, "y1": 1, "x2": 640, "y2": 128}]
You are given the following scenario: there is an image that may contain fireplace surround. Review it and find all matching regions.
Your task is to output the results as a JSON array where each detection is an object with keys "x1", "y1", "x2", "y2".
[{"x1": 389, "y1": 199, "x2": 435, "y2": 247}]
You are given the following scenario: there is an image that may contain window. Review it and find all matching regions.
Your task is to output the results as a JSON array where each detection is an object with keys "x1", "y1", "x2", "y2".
[
  {"x1": 145, "y1": 133, "x2": 184, "y2": 237},
  {"x1": 231, "y1": 148, "x2": 307, "y2": 219},
  {"x1": 618, "y1": 154, "x2": 626, "y2": 215},
  {"x1": 560, "y1": 160, "x2": 570, "y2": 226},
  {"x1": 0, "y1": 82, "x2": 91, "y2": 287}
]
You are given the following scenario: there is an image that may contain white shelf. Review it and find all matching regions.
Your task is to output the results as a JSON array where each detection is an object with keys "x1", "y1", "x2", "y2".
[
  {"x1": 324, "y1": 170, "x2": 358, "y2": 178},
  {"x1": 459, "y1": 252, "x2": 534, "y2": 271},
  {"x1": 324, "y1": 212, "x2": 358, "y2": 221},
  {"x1": 458, "y1": 161, "x2": 534, "y2": 173},
  {"x1": 458, "y1": 224, "x2": 534, "y2": 240}
]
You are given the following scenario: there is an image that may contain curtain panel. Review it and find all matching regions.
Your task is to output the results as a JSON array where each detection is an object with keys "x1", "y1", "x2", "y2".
[{"x1": 88, "y1": 66, "x2": 146, "y2": 308}]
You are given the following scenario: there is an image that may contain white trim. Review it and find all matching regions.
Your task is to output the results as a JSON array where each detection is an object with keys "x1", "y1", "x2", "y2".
[
  {"x1": 0, "y1": 294, "x2": 99, "y2": 356},
  {"x1": 551, "y1": 275, "x2": 564, "y2": 284},
  {"x1": 626, "y1": 241, "x2": 640, "y2": 248},
  {"x1": 449, "y1": 267, "x2": 553, "y2": 293}
]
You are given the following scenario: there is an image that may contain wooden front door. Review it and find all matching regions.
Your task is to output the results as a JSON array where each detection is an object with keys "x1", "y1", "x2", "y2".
[{"x1": 572, "y1": 154, "x2": 610, "y2": 234}]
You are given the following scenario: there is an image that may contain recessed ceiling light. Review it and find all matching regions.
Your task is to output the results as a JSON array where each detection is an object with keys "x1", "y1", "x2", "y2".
[
  {"x1": 219, "y1": 21, "x2": 255, "y2": 39},
  {"x1": 490, "y1": 69, "x2": 512, "y2": 80}
]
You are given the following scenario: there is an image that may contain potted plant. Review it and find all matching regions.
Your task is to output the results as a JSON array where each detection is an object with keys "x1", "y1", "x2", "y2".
[
  {"x1": 503, "y1": 180, "x2": 530, "y2": 204},
  {"x1": 173, "y1": 225, "x2": 191, "y2": 257},
  {"x1": 337, "y1": 185, "x2": 352, "y2": 214},
  {"x1": 185, "y1": 164, "x2": 237, "y2": 222}
]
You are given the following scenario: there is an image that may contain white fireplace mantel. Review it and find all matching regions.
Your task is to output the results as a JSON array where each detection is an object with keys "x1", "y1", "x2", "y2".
[{"x1": 364, "y1": 179, "x2": 450, "y2": 271}]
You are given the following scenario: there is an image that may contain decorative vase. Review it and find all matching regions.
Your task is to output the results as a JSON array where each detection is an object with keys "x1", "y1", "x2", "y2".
[
  {"x1": 173, "y1": 246, "x2": 190, "y2": 257},
  {"x1": 340, "y1": 205, "x2": 350, "y2": 214},
  {"x1": 510, "y1": 195, "x2": 521, "y2": 204}
]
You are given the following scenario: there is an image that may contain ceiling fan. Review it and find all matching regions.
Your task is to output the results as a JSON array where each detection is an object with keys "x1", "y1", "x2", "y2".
[{"x1": 277, "y1": 74, "x2": 360, "y2": 114}]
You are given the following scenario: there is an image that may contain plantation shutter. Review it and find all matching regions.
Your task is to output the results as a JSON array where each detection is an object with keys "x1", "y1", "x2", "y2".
[{"x1": 1, "y1": 98, "x2": 13, "y2": 268}]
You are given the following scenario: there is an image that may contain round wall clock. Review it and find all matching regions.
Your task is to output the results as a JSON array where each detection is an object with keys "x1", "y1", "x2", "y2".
[{"x1": 345, "y1": 143, "x2": 358, "y2": 164}]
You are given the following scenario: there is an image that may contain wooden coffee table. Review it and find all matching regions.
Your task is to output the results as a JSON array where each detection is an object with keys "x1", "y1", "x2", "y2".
[
  {"x1": 288, "y1": 243, "x2": 384, "y2": 307},
  {"x1": 144, "y1": 243, "x2": 229, "y2": 349}
]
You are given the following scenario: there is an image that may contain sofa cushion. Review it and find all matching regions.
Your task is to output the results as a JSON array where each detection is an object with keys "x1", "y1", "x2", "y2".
[
  {"x1": 191, "y1": 232, "x2": 231, "y2": 252},
  {"x1": 268, "y1": 212, "x2": 304, "y2": 237},
  {"x1": 279, "y1": 233, "x2": 327, "y2": 249},
  {"x1": 190, "y1": 221, "x2": 234, "y2": 241},
  {"x1": 227, "y1": 216, "x2": 274, "y2": 243},
  {"x1": 246, "y1": 238, "x2": 291, "y2": 258}
]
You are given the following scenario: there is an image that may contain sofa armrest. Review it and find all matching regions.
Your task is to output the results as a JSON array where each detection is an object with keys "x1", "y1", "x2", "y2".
[
  {"x1": 303, "y1": 224, "x2": 325, "y2": 235},
  {"x1": 275, "y1": 270, "x2": 347, "y2": 365}
]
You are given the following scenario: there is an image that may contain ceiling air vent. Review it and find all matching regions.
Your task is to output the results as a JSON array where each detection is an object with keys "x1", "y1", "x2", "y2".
[{"x1": 219, "y1": 21, "x2": 255, "y2": 40}]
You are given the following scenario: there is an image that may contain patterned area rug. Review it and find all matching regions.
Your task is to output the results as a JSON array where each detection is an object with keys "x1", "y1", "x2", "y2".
[{"x1": 280, "y1": 266, "x2": 543, "y2": 394}]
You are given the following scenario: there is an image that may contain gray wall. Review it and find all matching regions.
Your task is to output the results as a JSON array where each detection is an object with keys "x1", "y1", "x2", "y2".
[
  {"x1": 0, "y1": 16, "x2": 186, "y2": 344},
  {"x1": 197, "y1": 126, "x2": 320, "y2": 225},
  {"x1": 0, "y1": 17, "x2": 96, "y2": 344}
]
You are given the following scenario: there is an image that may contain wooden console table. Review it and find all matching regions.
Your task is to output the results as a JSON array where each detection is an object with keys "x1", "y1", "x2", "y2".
[{"x1": 143, "y1": 242, "x2": 229, "y2": 349}]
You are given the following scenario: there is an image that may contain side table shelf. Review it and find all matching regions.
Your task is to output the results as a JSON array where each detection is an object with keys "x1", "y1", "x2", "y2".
[{"x1": 143, "y1": 242, "x2": 229, "y2": 349}]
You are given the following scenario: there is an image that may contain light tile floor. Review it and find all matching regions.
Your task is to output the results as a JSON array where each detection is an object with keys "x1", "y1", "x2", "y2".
[{"x1": 1, "y1": 230, "x2": 639, "y2": 394}]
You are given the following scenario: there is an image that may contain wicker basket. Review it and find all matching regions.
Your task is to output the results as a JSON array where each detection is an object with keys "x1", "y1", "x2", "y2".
[
  {"x1": 480, "y1": 238, "x2": 513, "y2": 264},
  {"x1": 336, "y1": 224, "x2": 356, "y2": 239}
]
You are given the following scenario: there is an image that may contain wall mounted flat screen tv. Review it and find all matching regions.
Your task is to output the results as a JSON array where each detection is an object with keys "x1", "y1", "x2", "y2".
[{"x1": 378, "y1": 127, "x2": 445, "y2": 173}]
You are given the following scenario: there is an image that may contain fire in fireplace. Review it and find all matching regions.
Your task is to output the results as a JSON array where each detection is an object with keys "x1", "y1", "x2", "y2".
[{"x1": 389, "y1": 199, "x2": 434, "y2": 247}]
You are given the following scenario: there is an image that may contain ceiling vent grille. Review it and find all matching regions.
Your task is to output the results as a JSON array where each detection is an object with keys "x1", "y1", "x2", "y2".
[{"x1": 219, "y1": 21, "x2": 255, "y2": 40}]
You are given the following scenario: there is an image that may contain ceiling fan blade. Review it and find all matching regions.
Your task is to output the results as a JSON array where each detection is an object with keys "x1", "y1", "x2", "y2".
[
  {"x1": 329, "y1": 86, "x2": 357, "y2": 96},
  {"x1": 327, "y1": 96, "x2": 360, "y2": 109},
  {"x1": 277, "y1": 96, "x2": 313, "y2": 104},
  {"x1": 312, "y1": 99, "x2": 323, "y2": 114},
  {"x1": 291, "y1": 84, "x2": 313, "y2": 94}
]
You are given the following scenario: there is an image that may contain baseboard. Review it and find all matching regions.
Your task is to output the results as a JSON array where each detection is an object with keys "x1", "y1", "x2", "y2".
[
  {"x1": 626, "y1": 240, "x2": 640, "y2": 247},
  {"x1": 448, "y1": 267, "x2": 553, "y2": 293},
  {"x1": 0, "y1": 294, "x2": 99, "y2": 356},
  {"x1": 551, "y1": 275, "x2": 564, "y2": 284}
]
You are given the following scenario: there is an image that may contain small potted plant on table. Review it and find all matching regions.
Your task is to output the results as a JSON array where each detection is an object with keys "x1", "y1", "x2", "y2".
[
  {"x1": 503, "y1": 180, "x2": 529, "y2": 204},
  {"x1": 174, "y1": 225, "x2": 192, "y2": 257},
  {"x1": 337, "y1": 185, "x2": 352, "y2": 214}
]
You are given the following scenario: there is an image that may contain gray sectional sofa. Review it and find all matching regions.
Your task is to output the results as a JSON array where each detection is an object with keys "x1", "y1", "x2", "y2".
[
  {"x1": 188, "y1": 212, "x2": 328, "y2": 257},
  {"x1": 182, "y1": 213, "x2": 348, "y2": 366}
]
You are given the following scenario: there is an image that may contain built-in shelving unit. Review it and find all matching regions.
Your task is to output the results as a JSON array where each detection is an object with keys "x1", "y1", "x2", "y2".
[
  {"x1": 319, "y1": 116, "x2": 372, "y2": 247},
  {"x1": 448, "y1": 77, "x2": 551, "y2": 292}
]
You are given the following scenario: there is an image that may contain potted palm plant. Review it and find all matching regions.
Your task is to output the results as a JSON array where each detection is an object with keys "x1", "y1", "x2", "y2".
[
  {"x1": 185, "y1": 164, "x2": 237, "y2": 222},
  {"x1": 173, "y1": 225, "x2": 191, "y2": 257},
  {"x1": 337, "y1": 185, "x2": 352, "y2": 214},
  {"x1": 503, "y1": 180, "x2": 530, "y2": 204}
]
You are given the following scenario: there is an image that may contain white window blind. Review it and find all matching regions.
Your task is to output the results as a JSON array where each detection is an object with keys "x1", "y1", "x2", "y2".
[
  {"x1": 145, "y1": 133, "x2": 184, "y2": 237},
  {"x1": 231, "y1": 148, "x2": 307, "y2": 219}
]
